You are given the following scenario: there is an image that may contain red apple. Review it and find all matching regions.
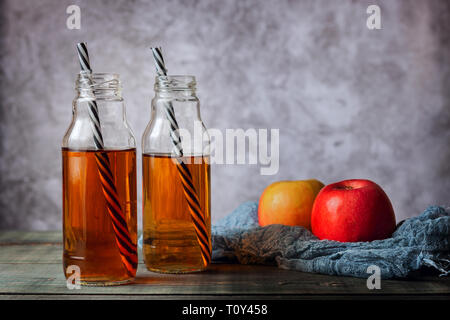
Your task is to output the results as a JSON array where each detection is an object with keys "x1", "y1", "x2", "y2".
[{"x1": 311, "y1": 179, "x2": 396, "y2": 242}]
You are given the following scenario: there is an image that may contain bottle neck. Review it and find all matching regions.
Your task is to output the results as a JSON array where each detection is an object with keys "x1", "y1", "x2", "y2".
[
  {"x1": 154, "y1": 75, "x2": 197, "y2": 97},
  {"x1": 143, "y1": 75, "x2": 208, "y2": 155},
  {"x1": 67, "y1": 73, "x2": 133, "y2": 150},
  {"x1": 76, "y1": 72, "x2": 122, "y2": 100}
]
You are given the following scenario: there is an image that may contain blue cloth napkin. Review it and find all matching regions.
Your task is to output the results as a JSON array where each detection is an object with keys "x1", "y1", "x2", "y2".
[{"x1": 212, "y1": 202, "x2": 450, "y2": 279}]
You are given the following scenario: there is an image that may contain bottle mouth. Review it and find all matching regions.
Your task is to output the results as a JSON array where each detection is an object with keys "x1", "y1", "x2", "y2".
[
  {"x1": 155, "y1": 75, "x2": 196, "y2": 91},
  {"x1": 76, "y1": 72, "x2": 121, "y2": 90},
  {"x1": 76, "y1": 72, "x2": 122, "y2": 98}
]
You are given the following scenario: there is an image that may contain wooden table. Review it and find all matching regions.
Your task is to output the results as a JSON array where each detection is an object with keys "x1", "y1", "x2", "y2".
[{"x1": 0, "y1": 231, "x2": 449, "y2": 300}]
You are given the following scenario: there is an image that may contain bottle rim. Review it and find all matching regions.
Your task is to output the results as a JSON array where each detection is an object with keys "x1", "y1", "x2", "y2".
[
  {"x1": 155, "y1": 75, "x2": 196, "y2": 91},
  {"x1": 76, "y1": 72, "x2": 121, "y2": 90},
  {"x1": 76, "y1": 72, "x2": 122, "y2": 100}
]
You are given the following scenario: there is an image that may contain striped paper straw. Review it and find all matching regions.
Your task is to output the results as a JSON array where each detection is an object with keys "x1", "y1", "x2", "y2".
[
  {"x1": 151, "y1": 47, "x2": 211, "y2": 266},
  {"x1": 76, "y1": 42, "x2": 137, "y2": 275}
]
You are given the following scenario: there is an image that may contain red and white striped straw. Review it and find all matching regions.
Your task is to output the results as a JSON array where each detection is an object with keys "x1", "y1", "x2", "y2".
[
  {"x1": 151, "y1": 47, "x2": 211, "y2": 266},
  {"x1": 76, "y1": 42, "x2": 137, "y2": 275}
]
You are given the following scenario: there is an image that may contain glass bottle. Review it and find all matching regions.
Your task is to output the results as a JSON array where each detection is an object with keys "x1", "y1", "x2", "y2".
[
  {"x1": 62, "y1": 72, "x2": 137, "y2": 285},
  {"x1": 142, "y1": 75, "x2": 211, "y2": 273}
]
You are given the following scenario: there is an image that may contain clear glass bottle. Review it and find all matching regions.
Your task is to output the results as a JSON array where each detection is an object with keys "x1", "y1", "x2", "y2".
[
  {"x1": 62, "y1": 72, "x2": 137, "y2": 285},
  {"x1": 142, "y1": 75, "x2": 211, "y2": 273}
]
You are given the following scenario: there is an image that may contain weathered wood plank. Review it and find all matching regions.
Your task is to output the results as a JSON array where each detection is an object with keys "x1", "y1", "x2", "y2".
[
  {"x1": 0, "y1": 231, "x2": 449, "y2": 298},
  {"x1": 0, "y1": 231, "x2": 62, "y2": 244},
  {"x1": 1, "y1": 256, "x2": 449, "y2": 296},
  {"x1": 0, "y1": 243, "x2": 145, "y2": 264},
  {"x1": 0, "y1": 263, "x2": 357, "y2": 295},
  {"x1": 0, "y1": 244, "x2": 62, "y2": 263}
]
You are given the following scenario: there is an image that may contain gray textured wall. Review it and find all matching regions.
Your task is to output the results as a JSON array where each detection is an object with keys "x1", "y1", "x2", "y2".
[{"x1": 0, "y1": 0, "x2": 449, "y2": 230}]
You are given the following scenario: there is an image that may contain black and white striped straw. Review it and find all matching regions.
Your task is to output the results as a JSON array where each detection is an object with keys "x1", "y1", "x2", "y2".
[
  {"x1": 76, "y1": 43, "x2": 104, "y2": 150},
  {"x1": 151, "y1": 47, "x2": 184, "y2": 157}
]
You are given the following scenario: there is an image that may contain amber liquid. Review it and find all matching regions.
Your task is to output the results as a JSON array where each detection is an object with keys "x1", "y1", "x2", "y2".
[
  {"x1": 142, "y1": 153, "x2": 211, "y2": 273},
  {"x1": 62, "y1": 148, "x2": 137, "y2": 285}
]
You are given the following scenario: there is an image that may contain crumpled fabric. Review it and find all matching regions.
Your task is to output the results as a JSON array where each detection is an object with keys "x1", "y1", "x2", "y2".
[{"x1": 212, "y1": 202, "x2": 450, "y2": 279}]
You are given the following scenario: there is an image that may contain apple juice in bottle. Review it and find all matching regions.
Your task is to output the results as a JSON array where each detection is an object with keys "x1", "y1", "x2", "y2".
[
  {"x1": 142, "y1": 75, "x2": 211, "y2": 273},
  {"x1": 62, "y1": 148, "x2": 137, "y2": 283},
  {"x1": 62, "y1": 72, "x2": 137, "y2": 285}
]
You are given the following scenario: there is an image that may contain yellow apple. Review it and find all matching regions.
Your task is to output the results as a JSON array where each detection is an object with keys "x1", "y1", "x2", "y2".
[{"x1": 258, "y1": 179, "x2": 324, "y2": 229}]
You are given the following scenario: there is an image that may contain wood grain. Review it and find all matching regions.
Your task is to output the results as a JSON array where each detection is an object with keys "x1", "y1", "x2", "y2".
[{"x1": 0, "y1": 231, "x2": 449, "y2": 299}]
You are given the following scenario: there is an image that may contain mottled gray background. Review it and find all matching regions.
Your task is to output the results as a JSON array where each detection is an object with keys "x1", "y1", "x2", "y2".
[{"x1": 0, "y1": 0, "x2": 449, "y2": 230}]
